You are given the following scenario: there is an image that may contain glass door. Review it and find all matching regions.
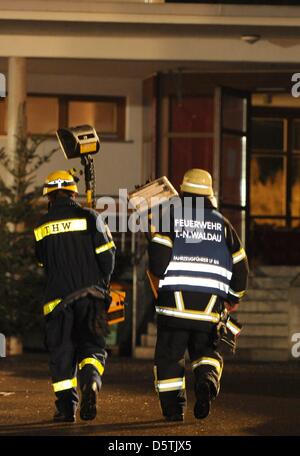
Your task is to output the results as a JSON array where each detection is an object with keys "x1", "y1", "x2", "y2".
[{"x1": 216, "y1": 87, "x2": 250, "y2": 246}]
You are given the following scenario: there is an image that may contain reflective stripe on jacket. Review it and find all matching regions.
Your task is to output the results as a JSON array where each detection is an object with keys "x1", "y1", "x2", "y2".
[{"x1": 158, "y1": 208, "x2": 233, "y2": 299}]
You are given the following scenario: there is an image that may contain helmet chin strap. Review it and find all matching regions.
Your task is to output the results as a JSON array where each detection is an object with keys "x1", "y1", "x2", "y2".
[{"x1": 209, "y1": 196, "x2": 218, "y2": 209}]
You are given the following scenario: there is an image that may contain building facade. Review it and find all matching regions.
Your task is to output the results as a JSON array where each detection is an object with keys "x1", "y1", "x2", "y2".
[{"x1": 0, "y1": 0, "x2": 300, "y2": 266}]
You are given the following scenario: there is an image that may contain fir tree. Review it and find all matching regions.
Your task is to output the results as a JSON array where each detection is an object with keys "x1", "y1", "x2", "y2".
[{"x1": 0, "y1": 135, "x2": 58, "y2": 336}]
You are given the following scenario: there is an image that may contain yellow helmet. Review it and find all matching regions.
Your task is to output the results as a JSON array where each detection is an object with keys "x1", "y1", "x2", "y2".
[
  {"x1": 180, "y1": 169, "x2": 214, "y2": 196},
  {"x1": 43, "y1": 170, "x2": 78, "y2": 196}
]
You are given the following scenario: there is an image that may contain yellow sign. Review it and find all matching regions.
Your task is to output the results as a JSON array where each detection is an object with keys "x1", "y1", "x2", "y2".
[
  {"x1": 34, "y1": 218, "x2": 87, "y2": 242},
  {"x1": 80, "y1": 142, "x2": 97, "y2": 154}
]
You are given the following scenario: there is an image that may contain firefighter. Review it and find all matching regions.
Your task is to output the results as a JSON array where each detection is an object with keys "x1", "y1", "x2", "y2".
[
  {"x1": 34, "y1": 170, "x2": 116, "y2": 423},
  {"x1": 148, "y1": 169, "x2": 249, "y2": 422}
]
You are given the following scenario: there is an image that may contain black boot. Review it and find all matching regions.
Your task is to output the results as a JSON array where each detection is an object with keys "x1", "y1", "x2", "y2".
[
  {"x1": 53, "y1": 390, "x2": 78, "y2": 423},
  {"x1": 80, "y1": 381, "x2": 98, "y2": 421},
  {"x1": 53, "y1": 410, "x2": 76, "y2": 423},
  {"x1": 194, "y1": 381, "x2": 211, "y2": 420},
  {"x1": 165, "y1": 413, "x2": 184, "y2": 422}
]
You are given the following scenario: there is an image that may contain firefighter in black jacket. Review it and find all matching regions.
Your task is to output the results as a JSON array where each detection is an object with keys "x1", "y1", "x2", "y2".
[
  {"x1": 34, "y1": 170, "x2": 115, "y2": 423},
  {"x1": 148, "y1": 169, "x2": 249, "y2": 422}
]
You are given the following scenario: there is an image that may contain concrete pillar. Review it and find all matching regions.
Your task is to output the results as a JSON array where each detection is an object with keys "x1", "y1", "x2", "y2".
[{"x1": 7, "y1": 57, "x2": 27, "y2": 161}]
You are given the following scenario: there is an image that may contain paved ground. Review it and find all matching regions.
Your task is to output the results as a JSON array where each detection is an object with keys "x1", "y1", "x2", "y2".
[{"x1": 0, "y1": 353, "x2": 300, "y2": 436}]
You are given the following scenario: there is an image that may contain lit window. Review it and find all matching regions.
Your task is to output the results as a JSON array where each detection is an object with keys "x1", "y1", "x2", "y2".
[
  {"x1": 0, "y1": 95, "x2": 126, "y2": 141},
  {"x1": 0, "y1": 96, "x2": 59, "y2": 135},
  {"x1": 27, "y1": 96, "x2": 59, "y2": 135},
  {"x1": 67, "y1": 98, "x2": 125, "y2": 141}
]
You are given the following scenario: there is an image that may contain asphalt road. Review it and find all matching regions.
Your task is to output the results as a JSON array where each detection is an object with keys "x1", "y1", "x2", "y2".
[{"x1": 0, "y1": 353, "x2": 300, "y2": 436}]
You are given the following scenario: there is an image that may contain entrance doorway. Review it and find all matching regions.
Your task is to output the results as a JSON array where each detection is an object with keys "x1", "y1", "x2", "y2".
[{"x1": 142, "y1": 73, "x2": 300, "y2": 265}]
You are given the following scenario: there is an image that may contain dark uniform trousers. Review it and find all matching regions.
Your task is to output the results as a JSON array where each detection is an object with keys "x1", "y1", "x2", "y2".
[
  {"x1": 154, "y1": 324, "x2": 223, "y2": 417},
  {"x1": 45, "y1": 297, "x2": 107, "y2": 416}
]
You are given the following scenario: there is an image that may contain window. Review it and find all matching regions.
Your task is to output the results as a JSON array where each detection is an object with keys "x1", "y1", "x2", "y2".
[
  {"x1": 0, "y1": 96, "x2": 59, "y2": 136},
  {"x1": 66, "y1": 97, "x2": 125, "y2": 141},
  {"x1": 27, "y1": 96, "x2": 59, "y2": 135},
  {"x1": 251, "y1": 118, "x2": 287, "y2": 222},
  {"x1": 252, "y1": 119, "x2": 284, "y2": 151},
  {"x1": 291, "y1": 120, "x2": 300, "y2": 219},
  {"x1": 249, "y1": 111, "x2": 300, "y2": 265},
  {"x1": 0, "y1": 94, "x2": 126, "y2": 141},
  {"x1": 251, "y1": 114, "x2": 300, "y2": 228}
]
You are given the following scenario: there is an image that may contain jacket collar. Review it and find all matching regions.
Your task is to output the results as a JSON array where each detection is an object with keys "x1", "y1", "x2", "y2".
[
  {"x1": 181, "y1": 193, "x2": 216, "y2": 209},
  {"x1": 49, "y1": 196, "x2": 81, "y2": 209}
]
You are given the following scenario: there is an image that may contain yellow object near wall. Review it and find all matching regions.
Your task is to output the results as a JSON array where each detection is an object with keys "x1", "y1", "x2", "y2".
[{"x1": 108, "y1": 285, "x2": 126, "y2": 326}]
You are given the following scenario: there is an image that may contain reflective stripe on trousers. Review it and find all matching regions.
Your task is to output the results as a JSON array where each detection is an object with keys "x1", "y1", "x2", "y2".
[
  {"x1": 78, "y1": 357, "x2": 104, "y2": 376},
  {"x1": 191, "y1": 356, "x2": 223, "y2": 380},
  {"x1": 52, "y1": 377, "x2": 77, "y2": 392},
  {"x1": 155, "y1": 377, "x2": 186, "y2": 393}
]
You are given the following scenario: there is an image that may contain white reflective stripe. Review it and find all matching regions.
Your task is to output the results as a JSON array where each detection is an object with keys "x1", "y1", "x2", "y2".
[
  {"x1": 205, "y1": 294, "x2": 217, "y2": 314},
  {"x1": 159, "y1": 276, "x2": 229, "y2": 294},
  {"x1": 157, "y1": 382, "x2": 183, "y2": 391},
  {"x1": 228, "y1": 288, "x2": 245, "y2": 298},
  {"x1": 184, "y1": 182, "x2": 210, "y2": 189},
  {"x1": 155, "y1": 306, "x2": 220, "y2": 323},
  {"x1": 232, "y1": 248, "x2": 246, "y2": 264},
  {"x1": 226, "y1": 320, "x2": 241, "y2": 336},
  {"x1": 166, "y1": 261, "x2": 232, "y2": 280},
  {"x1": 174, "y1": 291, "x2": 184, "y2": 311},
  {"x1": 52, "y1": 377, "x2": 77, "y2": 392},
  {"x1": 152, "y1": 235, "x2": 173, "y2": 248},
  {"x1": 192, "y1": 357, "x2": 221, "y2": 375},
  {"x1": 48, "y1": 179, "x2": 74, "y2": 187},
  {"x1": 156, "y1": 378, "x2": 185, "y2": 392}
]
